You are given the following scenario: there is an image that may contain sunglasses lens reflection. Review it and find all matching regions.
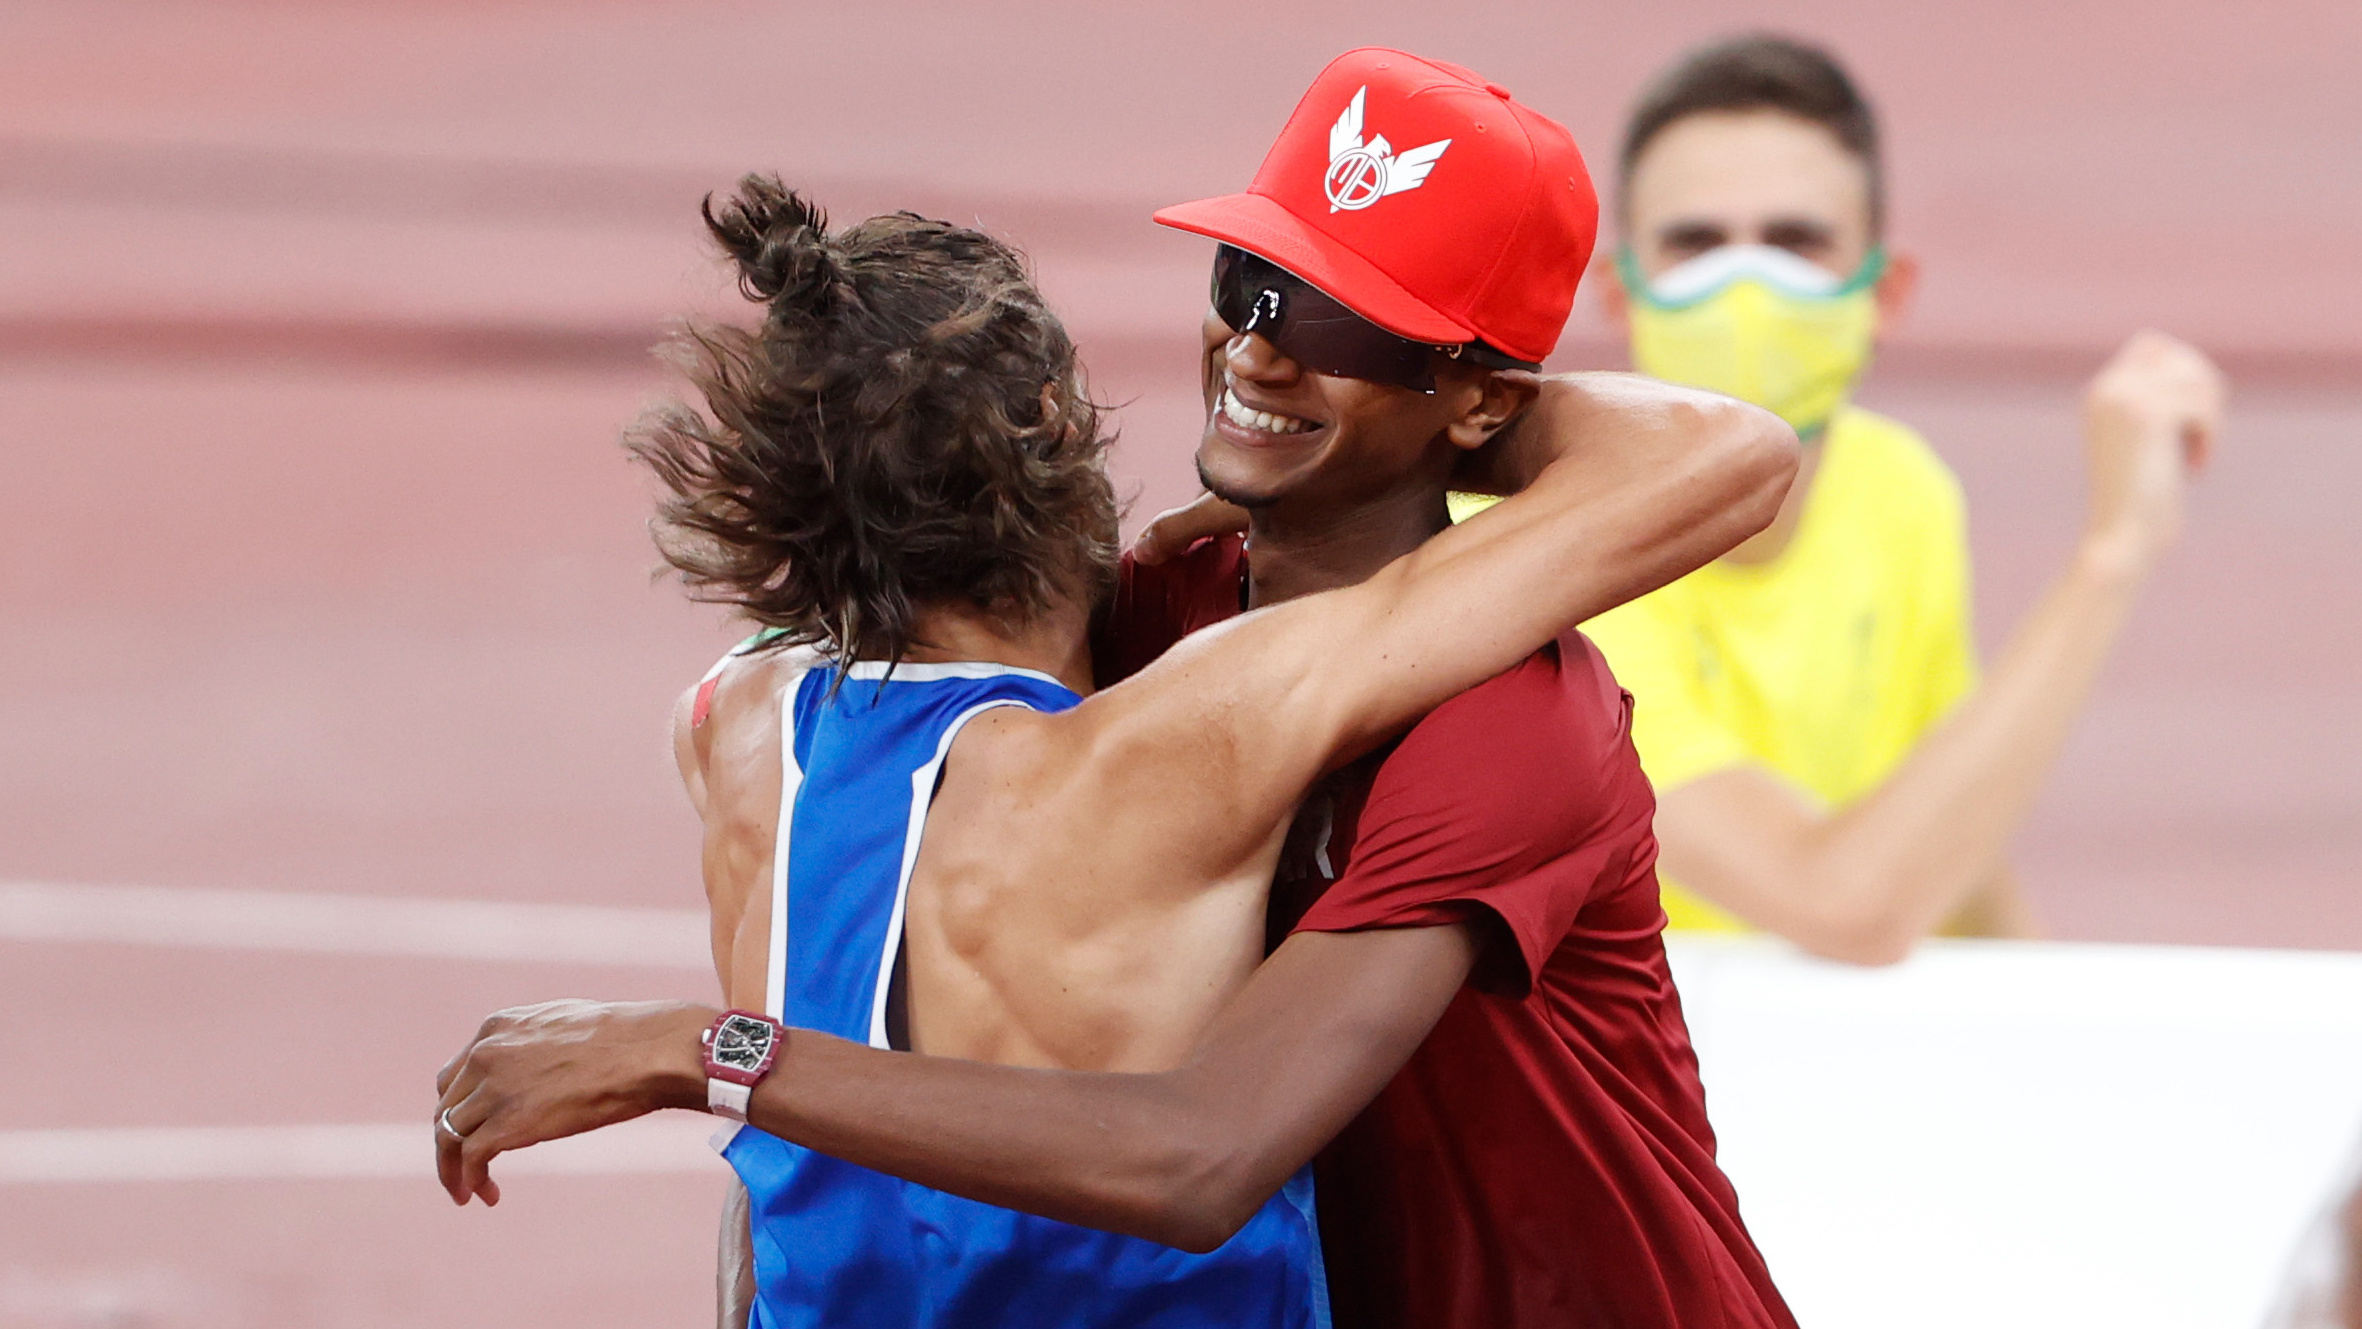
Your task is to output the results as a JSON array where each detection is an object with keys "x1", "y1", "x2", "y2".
[{"x1": 1211, "y1": 246, "x2": 1438, "y2": 392}]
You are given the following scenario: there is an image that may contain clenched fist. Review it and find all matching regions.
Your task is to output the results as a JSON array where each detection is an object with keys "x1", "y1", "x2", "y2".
[{"x1": 2081, "y1": 330, "x2": 2228, "y2": 571}]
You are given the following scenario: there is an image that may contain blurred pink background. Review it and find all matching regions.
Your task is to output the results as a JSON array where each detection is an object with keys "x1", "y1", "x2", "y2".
[{"x1": 3, "y1": 2, "x2": 2356, "y2": 1324}]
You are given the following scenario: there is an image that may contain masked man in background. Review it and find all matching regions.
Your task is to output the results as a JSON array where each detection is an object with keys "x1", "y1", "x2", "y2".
[{"x1": 1508, "y1": 34, "x2": 2227, "y2": 962}]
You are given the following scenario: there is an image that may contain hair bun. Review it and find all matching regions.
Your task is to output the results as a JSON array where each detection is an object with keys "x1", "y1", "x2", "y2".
[{"x1": 703, "y1": 174, "x2": 842, "y2": 312}]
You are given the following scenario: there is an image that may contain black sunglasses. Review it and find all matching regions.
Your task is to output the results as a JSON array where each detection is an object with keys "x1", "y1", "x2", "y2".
[{"x1": 1210, "y1": 245, "x2": 1534, "y2": 393}]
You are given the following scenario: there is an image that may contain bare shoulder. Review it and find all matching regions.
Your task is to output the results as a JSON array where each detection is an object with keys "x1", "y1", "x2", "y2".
[
  {"x1": 678, "y1": 642, "x2": 822, "y2": 982},
  {"x1": 673, "y1": 643, "x2": 823, "y2": 806},
  {"x1": 935, "y1": 702, "x2": 1079, "y2": 804},
  {"x1": 709, "y1": 645, "x2": 821, "y2": 726},
  {"x1": 928, "y1": 692, "x2": 1190, "y2": 851}
]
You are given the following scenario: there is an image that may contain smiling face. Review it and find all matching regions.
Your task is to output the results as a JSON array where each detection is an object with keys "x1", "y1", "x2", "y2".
[
  {"x1": 1622, "y1": 107, "x2": 1876, "y2": 284},
  {"x1": 1193, "y1": 310, "x2": 1505, "y2": 512}
]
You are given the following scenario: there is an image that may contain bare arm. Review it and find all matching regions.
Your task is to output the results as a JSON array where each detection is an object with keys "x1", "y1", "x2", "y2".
[
  {"x1": 673, "y1": 660, "x2": 798, "y2": 1313},
  {"x1": 670, "y1": 682, "x2": 737, "y2": 985},
  {"x1": 435, "y1": 924, "x2": 1481, "y2": 1251},
  {"x1": 745, "y1": 925, "x2": 1479, "y2": 1250},
  {"x1": 674, "y1": 654, "x2": 813, "y2": 1006},
  {"x1": 1249, "y1": 376, "x2": 1795, "y2": 746},
  {"x1": 1653, "y1": 332, "x2": 2224, "y2": 963},
  {"x1": 1076, "y1": 374, "x2": 1795, "y2": 872}
]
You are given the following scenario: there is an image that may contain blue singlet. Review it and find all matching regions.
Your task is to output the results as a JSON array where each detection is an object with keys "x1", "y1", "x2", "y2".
[{"x1": 716, "y1": 656, "x2": 1328, "y2": 1328}]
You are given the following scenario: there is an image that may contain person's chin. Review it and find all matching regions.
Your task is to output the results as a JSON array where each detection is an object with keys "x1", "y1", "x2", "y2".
[
  {"x1": 1200, "y1": 424, "x2": 1330, "y2": 502},
  {"x1": 1194, "y1": 444, "x2": 1282, "y2": 510}
]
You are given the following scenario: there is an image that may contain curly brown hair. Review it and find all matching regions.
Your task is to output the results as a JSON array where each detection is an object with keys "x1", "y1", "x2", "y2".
[{"x1": 626, "y1": 175, "x2": 1118, "y2": 665}]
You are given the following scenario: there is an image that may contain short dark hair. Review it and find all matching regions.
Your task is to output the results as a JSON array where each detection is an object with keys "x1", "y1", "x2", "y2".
[
  {"x1": 626, "y1": 175, "x2": 1118, "y2": 666},
  {"x1": 1620, "y1": 34, "x2": 1884, "y2": 231}
]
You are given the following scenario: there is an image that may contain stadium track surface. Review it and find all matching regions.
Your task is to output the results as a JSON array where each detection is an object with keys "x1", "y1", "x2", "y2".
[{"x1": 3, "y1": 3, "x2": 2358, "y2": 1324}]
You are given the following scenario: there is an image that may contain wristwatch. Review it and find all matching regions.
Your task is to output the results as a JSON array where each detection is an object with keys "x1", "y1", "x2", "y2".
[{"x1": 701, "y1": 1009, "x2": 785, "y2": 1121}]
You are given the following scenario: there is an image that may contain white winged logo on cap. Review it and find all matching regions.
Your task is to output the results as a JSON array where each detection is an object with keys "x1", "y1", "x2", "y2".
[{"x1": 1323, "y1": 86, "x2": 1452, "y2": 214}]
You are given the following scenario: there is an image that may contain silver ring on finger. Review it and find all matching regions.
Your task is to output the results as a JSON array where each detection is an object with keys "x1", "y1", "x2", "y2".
[{"x1": 439, "y1": 1107, "x2": 468, "y2": 1140}]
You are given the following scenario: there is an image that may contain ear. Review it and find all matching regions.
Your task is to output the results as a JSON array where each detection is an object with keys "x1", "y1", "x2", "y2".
[
  {"x1": 1874, "y1": 250, "x2": 1921, "y2": 326},
  {"x1": 1446, "y1": 369, "x2": 1542, "y2": 452},
  {"x1": 1590, "y1": 249, "x2": 1631, "y2": 330}
]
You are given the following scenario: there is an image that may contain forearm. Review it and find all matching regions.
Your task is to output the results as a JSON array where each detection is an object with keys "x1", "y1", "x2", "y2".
[
  {"x1": 740, "y1": 926, "x2": 1471, "y2": 1251},
  {"x1": 1110, "y1": 376, "x2": 1795, "y2": 807},
  {"x1": 745, "y1": 1030, "x2": 1238, "y2": 1248},
  {"x1": 1454, "y1": 372, "x2": 1610, "y2": 494},
  {"x1": 1464, "y1": 371, "x2": 1791, "y2": 496},
  {"x1": 1665, "y1": 336, "x2": 2222, "y2": 961},
  {"x1": 1804, "y1": 540, "x2": 2143, "y2": 954},
  {"x1": 437, "y1": 934, "x2": 1471, "y2": 1235},
  {"x1": 1309, "y1": 376, "x2": 1792, "y2": 756},
  {"x1": 1475, "y1": 373, "x2": 1798, "y2": 618}
]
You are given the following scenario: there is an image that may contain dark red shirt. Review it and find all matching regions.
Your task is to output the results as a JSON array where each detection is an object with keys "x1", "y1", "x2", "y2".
[{"x1": 1096, "y1": 536, "x2": 1794, "y2": 1329}]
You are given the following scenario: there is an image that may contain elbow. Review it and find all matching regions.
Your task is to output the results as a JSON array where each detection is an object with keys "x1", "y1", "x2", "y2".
[
  {"x1": 1123, "y1": 1133, "x2": 1267, "y2": 1255},
  {"x1": 1799, "y1": 928, "x2": 1917, "y2": 968},
  {"x1": 1148, "y1": 1204, "x2": 1257, "y2": 1257},
  {"x1": 1699, "y1": 396, "x2": 1801, "y2": 538},
  {"x1": 1788, "y1": 894, "x2": 1920, "y2": 967}
]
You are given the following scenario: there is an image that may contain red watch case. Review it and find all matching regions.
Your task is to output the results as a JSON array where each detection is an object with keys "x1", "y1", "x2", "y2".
[{"x1": 701, "y1": 1009, "x2": 784, "y2": 1087}]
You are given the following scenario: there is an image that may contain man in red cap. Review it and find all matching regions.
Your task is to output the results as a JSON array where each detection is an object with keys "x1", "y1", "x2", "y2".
[
  {"x1": 439, "y1": 50, "x2": 1797, "y2": 1328},
  {"x1": 1100, "y1": 48, "x2": 1798, "y2": 1327}
]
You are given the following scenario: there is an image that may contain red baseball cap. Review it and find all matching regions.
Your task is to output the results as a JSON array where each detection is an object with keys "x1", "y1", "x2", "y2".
[{"x1": 1156, "y1": 48, "x2": 1597, "y2": 367}]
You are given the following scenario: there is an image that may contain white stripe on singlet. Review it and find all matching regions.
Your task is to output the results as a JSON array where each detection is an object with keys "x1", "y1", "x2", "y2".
[
  {"x1": 839, "y1": 659, "x2": 1067, "y2": 688},
  {"x1": 865, "y1": 698, "x2": 1035, "y2": 1050},
  {"x1": 761, "y1": 670, "x2": 812, "y2": 1022},
  {"x1": 713, "y1": 653, "x2": 808, "y2": 1156}
]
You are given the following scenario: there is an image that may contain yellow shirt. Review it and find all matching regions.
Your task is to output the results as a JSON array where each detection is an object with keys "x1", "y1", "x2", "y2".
[{"x1": 1451, "y1": 405, "x2": 1979, "y2": 931}]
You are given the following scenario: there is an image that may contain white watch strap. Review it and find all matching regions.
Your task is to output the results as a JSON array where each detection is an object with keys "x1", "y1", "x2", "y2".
[{"x1": 707, "y1": 1077, "x2": 753, "y2": 1122}]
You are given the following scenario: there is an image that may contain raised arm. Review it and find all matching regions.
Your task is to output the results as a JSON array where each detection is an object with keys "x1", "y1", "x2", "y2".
[
  {"x1": 1349, "y1": 373, "x2": 1798, "y2": 704},
  {"x1": 1650, "y1": 332, "x2": 2222, "y2": 962},
  {"x1": 1081, "y1": 373, "x2": 1794, "y2": 840}
]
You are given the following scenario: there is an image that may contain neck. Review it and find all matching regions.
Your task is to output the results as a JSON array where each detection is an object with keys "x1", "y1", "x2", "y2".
[
  {"x1": 898, "y1": 596, "x2": 1096, "y2": 696},
  {"x1": 1243, "y1": 482, "x2": 1452, "y2": 608}
]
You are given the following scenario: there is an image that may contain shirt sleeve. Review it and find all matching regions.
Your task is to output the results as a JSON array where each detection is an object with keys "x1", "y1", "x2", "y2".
[
  {"x1": 1582, "y1": 594, "x2": 1751, "y2": 794},
  {"x1": 1292, "y1": 639, "x2": 1649, "y2": 997}
]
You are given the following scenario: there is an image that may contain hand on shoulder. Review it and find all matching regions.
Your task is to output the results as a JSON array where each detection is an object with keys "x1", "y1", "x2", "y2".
[{"x1": 1130, "y1": 493, "x2": 1249, "y2": 566}]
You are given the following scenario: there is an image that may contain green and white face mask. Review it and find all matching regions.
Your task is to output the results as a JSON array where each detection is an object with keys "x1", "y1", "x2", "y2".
[{"x1": 1619, "y1": 244, "x2": 1885, "y2": 438}]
